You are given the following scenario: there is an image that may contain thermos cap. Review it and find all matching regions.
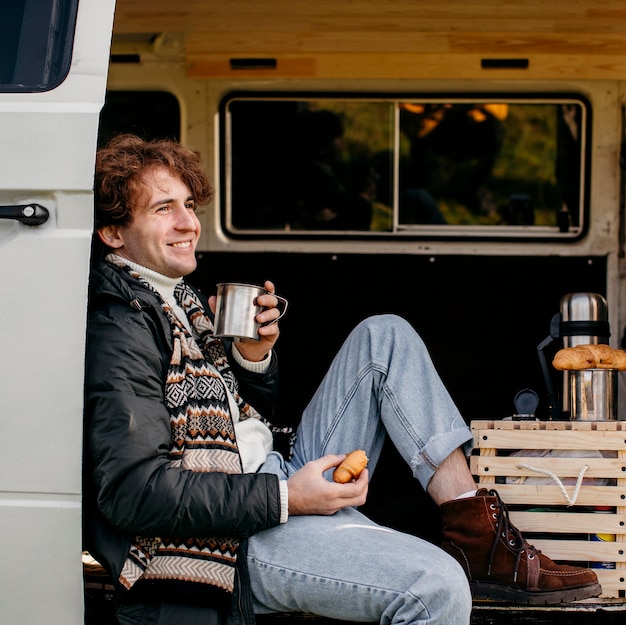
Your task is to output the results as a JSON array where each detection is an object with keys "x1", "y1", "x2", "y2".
[{"x1": 513, "y1": 388, "x2": 539, "y2": 418}]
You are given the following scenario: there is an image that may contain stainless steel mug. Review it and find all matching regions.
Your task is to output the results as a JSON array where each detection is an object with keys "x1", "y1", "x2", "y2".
[
  {"x1": 569, "y1": 369, "x2": 617, "y2": 421},
  {"x1": 213, "y1": 282, "x2": 288, "y2": 340}
]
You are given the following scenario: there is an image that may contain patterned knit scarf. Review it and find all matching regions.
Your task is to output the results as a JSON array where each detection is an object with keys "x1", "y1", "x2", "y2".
[{"x1": 110, "y1": 257, "x2": 270, "y2": 604}]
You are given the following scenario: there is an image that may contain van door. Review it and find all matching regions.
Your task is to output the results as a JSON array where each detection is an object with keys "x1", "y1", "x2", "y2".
[{"x1": 0, "y1": 2, "x2": 115, "y2": 623}]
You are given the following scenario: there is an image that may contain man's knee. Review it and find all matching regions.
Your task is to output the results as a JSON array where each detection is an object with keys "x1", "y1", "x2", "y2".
[{"x1": 357, "y1": 314, "x2": 420, "y2": 342}]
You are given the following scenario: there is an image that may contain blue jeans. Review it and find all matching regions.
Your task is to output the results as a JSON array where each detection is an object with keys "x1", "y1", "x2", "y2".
[{"x1": 250, "y1": 315, "x2": 474, "y2": 625}]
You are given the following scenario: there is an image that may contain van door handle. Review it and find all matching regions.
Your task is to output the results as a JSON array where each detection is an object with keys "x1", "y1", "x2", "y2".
[{"x1": 0, "y1": 204, "x2": 49, "y2": 226}]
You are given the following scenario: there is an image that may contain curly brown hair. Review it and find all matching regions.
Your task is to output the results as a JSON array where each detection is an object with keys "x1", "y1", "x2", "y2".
[{"x1": 94, "y1": 134, "x2": 214, "y2": 229}]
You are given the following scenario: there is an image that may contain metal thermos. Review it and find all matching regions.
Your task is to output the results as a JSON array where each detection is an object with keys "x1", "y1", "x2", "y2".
[
  {"x1": 560, "y1": 293, "x2": 610, "y2": 348},
  {"x1": 537, "y1": 292, "x2": 611, "y2": 420},
  {"x1": 559, "y1": 293, "x2": 610, "y2": 417}
]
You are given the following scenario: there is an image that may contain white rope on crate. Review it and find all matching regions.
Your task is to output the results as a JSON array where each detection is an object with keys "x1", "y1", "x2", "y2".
[{"x1": 516, "y1": 462, "x2": 589, "y2": 507}]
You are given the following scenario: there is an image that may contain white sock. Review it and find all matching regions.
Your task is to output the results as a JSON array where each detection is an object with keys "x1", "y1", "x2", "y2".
[{"x1": 455, "y1": 489, "x2": 477, "y2": 500}]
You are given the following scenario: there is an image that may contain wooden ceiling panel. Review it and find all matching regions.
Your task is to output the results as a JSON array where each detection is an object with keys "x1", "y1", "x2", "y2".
[
  {"x1": 111, "y1": 0, "x2": 626, "y2": 79},
  {"x1": 112, "y1": 0, "x2": 626, "y2": 36}
]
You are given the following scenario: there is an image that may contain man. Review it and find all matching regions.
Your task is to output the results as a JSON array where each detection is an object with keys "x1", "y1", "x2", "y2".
[{"x1": 83, "y1": 134, "x2": 601, "y2": 625}]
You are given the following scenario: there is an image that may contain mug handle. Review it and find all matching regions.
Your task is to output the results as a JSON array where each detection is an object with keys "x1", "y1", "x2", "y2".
[{"x1": 261, "y1": 293, "x2": 288, "y2": 326}]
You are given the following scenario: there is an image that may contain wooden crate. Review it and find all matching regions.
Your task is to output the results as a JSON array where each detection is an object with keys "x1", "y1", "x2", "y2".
[{"x1": 470, "y1": 420, "x2": 626, "y2": 599}]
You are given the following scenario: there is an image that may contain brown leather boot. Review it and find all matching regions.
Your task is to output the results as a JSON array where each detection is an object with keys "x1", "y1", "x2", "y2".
[{"x1": 440, "y1": 488, "x2": 601, "y2": 605}]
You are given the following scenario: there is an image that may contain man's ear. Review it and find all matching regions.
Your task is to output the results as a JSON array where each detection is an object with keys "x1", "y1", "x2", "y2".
[{"x1": 97, "y1": 225, "x2": 124, "y2": 249}]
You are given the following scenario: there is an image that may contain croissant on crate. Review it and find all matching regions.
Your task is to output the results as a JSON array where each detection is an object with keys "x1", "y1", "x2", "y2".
[{"x1": 552, "y1": 343, "x2": 626, "y2": 371}]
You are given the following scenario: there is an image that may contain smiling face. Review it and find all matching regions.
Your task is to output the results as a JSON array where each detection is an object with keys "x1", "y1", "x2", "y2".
[{"x1": 98, "y1": 165, "x2": 201, "y2": 278}]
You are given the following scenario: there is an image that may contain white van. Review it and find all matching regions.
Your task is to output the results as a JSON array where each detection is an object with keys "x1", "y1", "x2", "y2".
[{"x1": 0, "y1": 1, "x2": 115, "y2": 623}]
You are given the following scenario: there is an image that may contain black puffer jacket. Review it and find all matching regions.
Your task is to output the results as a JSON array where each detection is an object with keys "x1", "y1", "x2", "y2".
[{"x1": 83, "y1": 261, "x2": 282, "y2": 623}]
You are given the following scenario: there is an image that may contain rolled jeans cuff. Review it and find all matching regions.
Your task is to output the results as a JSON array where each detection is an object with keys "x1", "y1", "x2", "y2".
[{"x1": 412, "y1": 425, "x2": 474, "y2": 488}]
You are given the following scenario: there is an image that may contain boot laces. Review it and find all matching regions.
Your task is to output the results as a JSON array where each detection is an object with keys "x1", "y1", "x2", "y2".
[{"x1": 487, "y1": 489, "x2": 538, "y2": 582}]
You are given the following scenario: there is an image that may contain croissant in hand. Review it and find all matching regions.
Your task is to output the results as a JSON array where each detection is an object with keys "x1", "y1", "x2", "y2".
[{"x1": 333, "y1": 449, "x2": 369, "y2": 483}]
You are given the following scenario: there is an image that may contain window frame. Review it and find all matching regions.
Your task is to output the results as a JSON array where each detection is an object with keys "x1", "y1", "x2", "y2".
[{"x1": 219, "y1": 90, "x2": 592, "y2": 243}]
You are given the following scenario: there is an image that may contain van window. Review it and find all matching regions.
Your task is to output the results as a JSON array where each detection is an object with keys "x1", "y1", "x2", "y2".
[
  {"x1": 0, "y1": 0, "x2": 78, "y2": 92},
  {"x1": 221, "y1": 93, "x2": 589, "y2": 241},
  {"x1": 98, "y1": 90, "x2": 181, "y2": 147}
]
